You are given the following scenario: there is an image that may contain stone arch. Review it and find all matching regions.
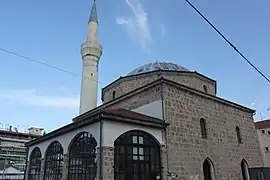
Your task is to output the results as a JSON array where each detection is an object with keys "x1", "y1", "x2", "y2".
[
  {"x1": 241, "y1": 158, "x2": 250, "y2": 180},
  {"x1": 236, "y1": 126, "x2": 242, "y2": 143},
  {"x1": 203, "y1": 85, "x2": 208, "y2": 93},
  {"x1": 114, "y1": 130, "x2": 162, "y2": 180},
  {"x1": 44, "y1": 141, "x2": 64, "y2": 180},
  {"x1": 112, "y1": 91, "x2": 116, "y2": 100},
  {"x1": 28, "y1": 147, "x2": 42, "y2": 180},
  {"x1": 202, "y1": 158, "x2": 215, "y2": 180},
  {"x1": 200, "y1": 118, "x2": 207, "y2": 139},
  {"x1": 68, "y1": 131, "x2": 98, "y2": 180}
]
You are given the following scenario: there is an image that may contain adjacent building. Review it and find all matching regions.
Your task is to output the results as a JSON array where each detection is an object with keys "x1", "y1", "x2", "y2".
[
  {"x1": 0, "y1": 127, "x2": 43, "y2": 171},
  {"x1": 255, "y1": 120, "x2": 270, "y2": 175},
  {"x1": 0, "y1": 163, "x2": 24, "y2": 180},
  {"x1": 23, "y1": 1, "x2": 264, "y2": 180}
]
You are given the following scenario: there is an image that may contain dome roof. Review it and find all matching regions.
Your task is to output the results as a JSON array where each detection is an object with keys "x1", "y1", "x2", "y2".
[{"x1": 127, "y1": 62, "x2": 189, "y2": 76}]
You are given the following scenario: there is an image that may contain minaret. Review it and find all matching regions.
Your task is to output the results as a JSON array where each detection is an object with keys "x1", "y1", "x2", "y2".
[{"x1": 79, "y1": 0, "x2": 102, "y2": 114}]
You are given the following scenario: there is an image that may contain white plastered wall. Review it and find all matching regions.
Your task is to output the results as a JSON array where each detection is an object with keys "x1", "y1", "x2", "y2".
[
  {"x1": 257, "y1": 128, "x2": 270, "y2": 167},
  {"x1": 27, "y1": 116, "x2": 165, "y2": 161},
  {"x1": 133, "y1": 100, "x2": 163, "y2": 120},
  {"x1": 27, "y1": 122, "x2": 100, "y2": 160},
  {"x1": 103, "y1": 121, "x2": 165, "y2": 146}
]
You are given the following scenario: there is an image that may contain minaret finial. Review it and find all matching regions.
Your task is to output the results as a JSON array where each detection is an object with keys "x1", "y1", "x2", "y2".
[{"x1": 89, "y1": 0, "x2": 98, "y2": 24}]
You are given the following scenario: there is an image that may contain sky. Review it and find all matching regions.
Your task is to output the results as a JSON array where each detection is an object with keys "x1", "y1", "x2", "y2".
[{"x1": 0, "y1": 0, "x2": 270, "y2": 133}]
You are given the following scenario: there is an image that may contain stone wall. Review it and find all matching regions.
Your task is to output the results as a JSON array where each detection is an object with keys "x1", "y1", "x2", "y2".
[
  {"x1": 102, "y1": 73, "x2": 159, "y2": 103},
  {"x1": 96, "y1": 146, "x2": 114, "y2": 180},
  {"x1": 163, "y1": 83, "x2": 263, "y2": 180},
  {"x1": 163, "y1": 73, "x2": 216, "y2": 96},
  {"x1": 108, "y1": 82, "x2": 162, "y2": 110},
  {"x1": 105, "y1": 78, "x2": 263, "y2": 180},
  {"x1": 102, "y1": 71, "x2": 216, "y2": 103}
]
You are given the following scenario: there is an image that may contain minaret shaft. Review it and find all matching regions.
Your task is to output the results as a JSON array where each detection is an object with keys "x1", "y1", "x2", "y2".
[{"x1": 79, "y1": 0, "x2": 102, "y2": 115}]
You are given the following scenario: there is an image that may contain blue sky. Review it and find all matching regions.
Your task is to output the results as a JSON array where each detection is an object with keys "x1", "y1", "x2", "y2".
[{"x1": 0, "y1": 0, "x2": 270, "y2": 133}]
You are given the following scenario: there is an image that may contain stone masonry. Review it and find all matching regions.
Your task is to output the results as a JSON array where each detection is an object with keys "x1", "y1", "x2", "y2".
[
  {"x1": 62, "y1": 153, "x2": 69, "y2": 180},
  {"x1": 95, "y1": 146, "x2": 114, "y2": 180},
  {"x1": 105, "y1": 74, "x2": 263, "y2": 180},
  {"x1": 109, "y1": 81, "x2": 162, "y2": 110},
  {"x1": 102, "y1": 71, "x2": 216, "y2": 103},
  {"x1": 163, "y1": 82, "x2": 262, "y2": 180}
]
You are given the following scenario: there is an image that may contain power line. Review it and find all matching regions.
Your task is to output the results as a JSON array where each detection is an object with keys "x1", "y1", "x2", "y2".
[
  {"x1": 184, "y1": 0, "x2": 270, "y2": 84},
  {"x1": 0, "y1": 47, "x2": 104, "y2": 84}
]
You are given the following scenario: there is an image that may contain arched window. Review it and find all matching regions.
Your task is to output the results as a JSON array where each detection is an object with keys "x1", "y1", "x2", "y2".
[
  {"x1": 203, "y1": 158, "x2": 215, "y2": 180},
  {"x1": 236, "y1": 126, "x2": 242, "y2": 144},
  {"x1": 241, "y1": 159, "x2": 250, "y2": 180},
  {"x1": 200, "y1": 118, "x2": 207, "y2": 139},
  {"x1": 28, "y1": 147, "x2": 42, "y2": 180},
  {"x1": 68, "y1": 132, "x2": 97, "y2": 180},
  {"x1": 114, "y1": 130, "x2": 161, "y2": 180},
  {"x1": 203, "y1": 85, "x2": 208, "y2": 93},
  {"x1": 112, "y1": 91, "x2": 116, "y2": 100},
  {"x1": 44, "y1": 141, "x2": 63, "y2": 180}
]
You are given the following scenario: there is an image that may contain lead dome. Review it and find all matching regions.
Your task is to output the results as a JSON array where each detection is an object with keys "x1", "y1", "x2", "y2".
[{"x1": 127, "y1": 61, "x2": 190, "y2": 76}]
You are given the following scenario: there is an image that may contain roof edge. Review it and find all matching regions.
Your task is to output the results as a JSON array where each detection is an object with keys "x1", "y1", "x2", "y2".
[
  {"x1": 101, "y1": 70, "x2": 216, "y2": 98},
  {"x1": 26, "y1": 107, "x2": 168, "y2": 147},
  {"x1": 163, "y1": 78, "x2": 255, "y2": 113}
]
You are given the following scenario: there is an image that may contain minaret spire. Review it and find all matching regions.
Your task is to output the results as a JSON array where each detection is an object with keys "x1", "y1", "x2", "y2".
[
  {"x1": 89, "y1": 0, "x2": 98, "y2": 24},
  {"x1": 79, "y1": 0, "x2": 103, "y2": 115}
]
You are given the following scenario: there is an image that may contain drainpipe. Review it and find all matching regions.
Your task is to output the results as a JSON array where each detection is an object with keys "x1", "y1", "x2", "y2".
[{"x1": 99, "y1": 116, "x2": 104, "y2": 180}]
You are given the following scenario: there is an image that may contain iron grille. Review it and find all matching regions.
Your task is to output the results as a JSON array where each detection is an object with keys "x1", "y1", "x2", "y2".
[
  {"x1": 28, "y1": 147, "x2": 42, "y2": 180},
  {"x1": 68, "y1": 132, "x2": 97, "y2": 180},
  {"x1": 114, "y1": 130, "x2": 161, "y2": 180},
  {"x1": 44, "y1": 141, "x2": 63, "y2": 180}
]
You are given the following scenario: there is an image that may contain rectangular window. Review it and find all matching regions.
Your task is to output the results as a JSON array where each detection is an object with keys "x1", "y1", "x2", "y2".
[
  {"x1": 265, "y1": 147, "x2": 269, "y2": 152},
  {"x1": 133, "y1": 155, "x2": 138, "y2": 160},
  {"x1": 139, "y1": 148, "x2": 144, "y2": 155},
  {"x1": 268, "y1": 131, "x2": 270, "y2": 135},
  {"x1": 132, "y1": 136, "x2": 137, "y2": 144},
  {"x1": 133, "y1": 147, "x2": 137, "y2": 154},
  {"x1": 138, "y1": 137, "x2": 144, "y2": 144}
]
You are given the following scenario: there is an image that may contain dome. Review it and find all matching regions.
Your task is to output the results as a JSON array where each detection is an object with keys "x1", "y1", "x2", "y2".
[{"x1": 127, "y1": 62, "x2": 189, "y2": 76}]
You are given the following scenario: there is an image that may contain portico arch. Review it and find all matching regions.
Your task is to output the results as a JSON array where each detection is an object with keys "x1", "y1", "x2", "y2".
[
  {"x1": 203, "y1": 158, "x2": 215, "y2": 180},
  {"x1": 114, "y1": 130, "x2": 161, "y2": 180},
  {"x1": 44, "y1": 141, "x2": 64, "y2": 180},
  {"x1": 68, "y1": 131, "x2": 97, "y2": 180},
  {"x1": 241, "y1": 159, "x2": 250, "y2": 180}
]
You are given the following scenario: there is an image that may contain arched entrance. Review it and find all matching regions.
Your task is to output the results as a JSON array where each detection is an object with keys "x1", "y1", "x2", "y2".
[
  {"x1": 114, "y1": 130, "x2": 161, "y2": 180},
  {"x1": 28, "y1": 147, "x2": 42, "y2": 180},
  {"x1": 203, "y1": 158, "x2": 215, "y2": 180},
  {"x1": 44, "y1": 141, "x2": 64, "y2": 180},
  {"x1": 68, "y1": 132, "x2": 97, "y2": 180},
  {"x1": 241, "y1": 159, "x2": 250, "y2": 180}
]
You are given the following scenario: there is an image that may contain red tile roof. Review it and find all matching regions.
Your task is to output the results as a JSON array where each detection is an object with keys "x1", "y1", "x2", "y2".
[
  {"x1": 255, "y1": 120, "x2": 270, "y2": 129},
  {"x1": 26, "y1": 108, "x2": 169, "y2": 146}
]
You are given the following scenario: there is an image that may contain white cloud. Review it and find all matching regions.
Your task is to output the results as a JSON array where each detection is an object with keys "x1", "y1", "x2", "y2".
[
  {"x1": 116, "y1": 0, "x2": 151, "y2": 52},
  {"x1": 160, "y1": 23, "x2": 166, "y2": 37},
  {"x1": 250, "y1": 100, "x2": 256, "y2": 107},
  {"x1": 0, "y1": 89, "x2": 79, "y2": 109}
]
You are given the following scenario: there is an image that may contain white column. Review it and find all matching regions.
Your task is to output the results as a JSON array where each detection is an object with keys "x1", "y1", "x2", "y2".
[
  {"x1": 79, "y1": 4, "x2": 102, "y2": 115},
  {"x1": 79, "y1": 41, "x2": 102, "y2": 114}
]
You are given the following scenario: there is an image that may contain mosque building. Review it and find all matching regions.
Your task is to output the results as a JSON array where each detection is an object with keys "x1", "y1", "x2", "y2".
[{"x1": 24, "y1": 1, "x2": 265, "y2": 180}]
